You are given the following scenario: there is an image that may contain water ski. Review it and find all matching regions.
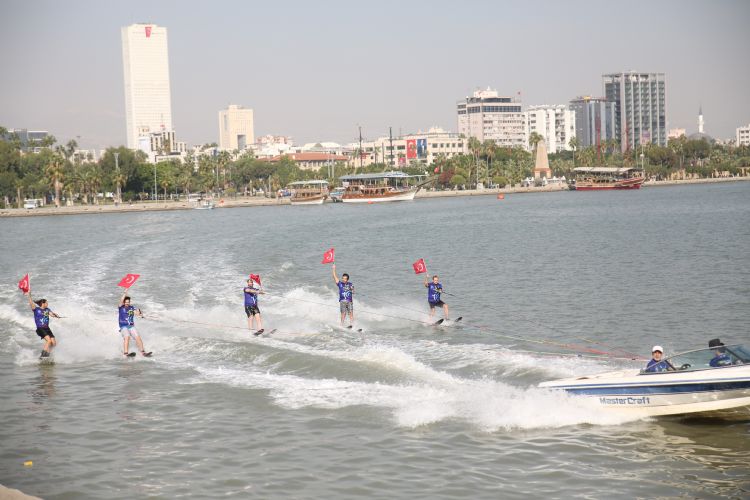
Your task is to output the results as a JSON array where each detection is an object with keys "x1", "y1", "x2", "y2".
[
  {"x1": 254, "y1": 329, "x2": 277, "y2": 337},
  {"x1": 142, "y1": 352, "x2": 153, "y2": 357},
  {"x1": 124, "y1": 352, "x2": 137, "y2": 358},
  {"x1": 454, "y1": 316, "x2": 463, "y2": 323},
  {"x1": 431, "y1": 319, "x2": 444, "y2": 326},
  {"x1": 346, "y1": 325, "x2": 363, "y2": 333}
]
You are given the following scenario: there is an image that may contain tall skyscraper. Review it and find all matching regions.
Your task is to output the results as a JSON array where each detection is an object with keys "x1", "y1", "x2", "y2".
[
  {"x1": 603, "y1": 72, "x2": 666, "y2": 152},
  {"x1": 121, "y1": 23, "x2": 173, "y2": 149},
  {"x1": 219, "y1": 105, "x2": 255, "y2": 151},
  {"x1": 457, "y1": 88, "x2": 526, "y2": 148},
  {"x1": 569, "y1": 96, "x2": 617, "y2": 149}
]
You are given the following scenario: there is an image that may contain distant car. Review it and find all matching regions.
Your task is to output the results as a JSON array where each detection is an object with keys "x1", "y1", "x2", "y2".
[{"x1": 23, "y1": 199, "x2": 39, "y2": 209}]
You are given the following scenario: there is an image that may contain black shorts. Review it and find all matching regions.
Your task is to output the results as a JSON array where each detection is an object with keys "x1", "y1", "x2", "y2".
[
  {"x1": 36, "y1": 326, "x2": 54, "y2": 339},
  {"x1": 429, "y1": 300, "x2": 446, "y2": 309},
  {"x1": 245, "y1": 305, "x2": 260, "y2": 317}
]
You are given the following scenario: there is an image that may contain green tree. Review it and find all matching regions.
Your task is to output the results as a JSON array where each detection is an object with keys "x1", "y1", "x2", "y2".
[{"x1": 45, "y1": 154, "x2": 65, "y2": 207}]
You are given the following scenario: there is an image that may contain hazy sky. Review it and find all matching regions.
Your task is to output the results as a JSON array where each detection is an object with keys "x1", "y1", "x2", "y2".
[{"x1": 1, "y1": 0, "x2": 749, "y2": 149}]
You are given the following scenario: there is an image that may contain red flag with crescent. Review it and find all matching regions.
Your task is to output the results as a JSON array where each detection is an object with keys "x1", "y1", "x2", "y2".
[
  {"x1": 249, "y1": 274, "x2": 261, "y2": 285},
  {"x1": 412, "y1": 259, "x2": 427, "y2": 274},
  {"x1": 321, "y1": 248, "x2": 335, "y2": 264},
  {"x1": 118, "y1": 273, "x2": 140, "y2": 288},
  {"x1": 18, "y1": 274, "x2": 30, "y2": 293}
]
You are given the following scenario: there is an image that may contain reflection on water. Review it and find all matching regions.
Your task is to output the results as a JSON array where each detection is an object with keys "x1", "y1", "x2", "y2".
[{"x1": 30, "y1": 363, "x2": 57, "y2": 403}]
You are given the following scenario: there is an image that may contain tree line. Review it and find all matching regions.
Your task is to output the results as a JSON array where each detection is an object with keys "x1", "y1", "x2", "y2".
[{"x1": 3, "y1": 125, "x2": 750, "y2": 208}]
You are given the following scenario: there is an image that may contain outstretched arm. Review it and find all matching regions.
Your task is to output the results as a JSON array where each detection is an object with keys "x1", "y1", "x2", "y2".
[
  {"x1": 119, "y1": 288, "x2": 129, "y2": 307},
  {"x1": 27, "y1": 290, "x2": 36, "y2": 310},
  {"x1": 332, "y1": 263, "x2": 339, "y2": 284}
]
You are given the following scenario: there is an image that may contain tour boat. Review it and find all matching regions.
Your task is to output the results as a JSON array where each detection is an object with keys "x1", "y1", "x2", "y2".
[
  {"x1": 539, "y1": 343, "x2": 750, "y2": 418},
  {"x1": 570, "y1": 167, "x2": 645, "y2": 190},
  {"x1": 339, "y1": 172, "x2": 421, "y2": 203},
  {"x1": 288, "y1": 180, "x2": 329, "y2": 205}
]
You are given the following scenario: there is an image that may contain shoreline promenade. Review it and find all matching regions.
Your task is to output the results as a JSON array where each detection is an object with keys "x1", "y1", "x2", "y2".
[{"x1": 1, "y1": 176, "x2": 748, "y2": 218}]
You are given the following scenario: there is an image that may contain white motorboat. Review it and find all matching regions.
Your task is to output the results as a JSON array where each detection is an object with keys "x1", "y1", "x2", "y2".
[{"x1": 539, "y1": 343, "x2": 750, "y2": 418}]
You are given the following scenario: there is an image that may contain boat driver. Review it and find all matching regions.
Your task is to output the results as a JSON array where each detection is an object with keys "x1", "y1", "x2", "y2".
[
  {"x1": 708, "y1": 338, "x2": 732, "y2": 367},
  {"x1": 644, "y1": 346, "x2": 673, "y2": 372}
]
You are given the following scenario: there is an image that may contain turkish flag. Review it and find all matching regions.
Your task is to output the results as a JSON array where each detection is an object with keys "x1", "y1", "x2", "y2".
[
  {"x1": 406, "y1": 139, "x2": 417, "y2": 159},
  {"x1": 249, "y1": 274, "x2": 261, "y2": 285},
  {"x1": 118, "y1": 273, "x2": 140, "y2": 288},
  {"x1": 412, "y1": 259, "x2": 427, "y2": 274},
  {"x1": 145, "y1": 26, "x2": 152, "y2": 38},
  {"x1": 18, "y1": 274, "x2": 30, "y2": 293},
  {"x1": 321, "y1": 248, "x2": 335, "y2": 264}
]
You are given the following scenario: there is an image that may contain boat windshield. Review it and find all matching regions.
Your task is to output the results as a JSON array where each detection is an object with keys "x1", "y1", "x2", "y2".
[{"x1": 653, "y1": 344, "x2": 750, "y2": 373}]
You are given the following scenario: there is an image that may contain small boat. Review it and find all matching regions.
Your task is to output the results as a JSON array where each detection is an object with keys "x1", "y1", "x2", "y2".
[
  {"x1": 571, "y1": 167, "x2": 645, "y2": 190},
  {"x1": 329, "y1": 187, "x2": 345, "y2": 203},
  {"x1": 339, "y1": 171, "x2": 421, "y2": 203},
  {"x1": 539, "y1": 343, "x2": 750, "y2": 418},
  {"x1": 288, "y1": 180, "x2": 329, "y2": 205},
  {"x1": 193, "y1": 199, "x2": 215, "y2": 210}
]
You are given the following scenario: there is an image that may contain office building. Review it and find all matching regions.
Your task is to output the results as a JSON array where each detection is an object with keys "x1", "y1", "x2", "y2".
[
  {"x1": 121, "y1": 23, "x2": 173, "y2": 149},
  {"x1": 736, "y1": 124, "x2": 750, "y2": 147},
  {"x1": 457, "y1": 88, "x2": 526, "y2": 148},
  {"x1": 525, "y1": 105, "x2": 576, "y2": 153},
  {"x1": 219, "y1": 104, "x2": 254, "y2": 151},
  {"x1": 603, "y1": 72, "x2": 667, "y2": 151},
  {"x1": 569, "y1": 96, "x2": 617, "y2": 149}
]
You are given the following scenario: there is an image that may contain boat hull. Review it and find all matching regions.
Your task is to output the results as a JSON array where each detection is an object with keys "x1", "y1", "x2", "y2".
[
  {"x1": 290, "y1": 195, "x2": 326, "y2": 205},
  {"x1": 342, "y1": 189, "x2": 417, "y2": 203},
  {"x1": 573, "y1": 177, "x2": 645, "y2": 190},
  {"x1": 540, "y1": 366, "x2": 750, "y2": 417}
]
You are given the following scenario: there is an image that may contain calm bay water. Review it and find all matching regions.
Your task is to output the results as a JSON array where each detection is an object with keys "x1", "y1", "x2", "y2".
[{"x1": 1, "y1": 182, "x2": 749, "y2": 499}]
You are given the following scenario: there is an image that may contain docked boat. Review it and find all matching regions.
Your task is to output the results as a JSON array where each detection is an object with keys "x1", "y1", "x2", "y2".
[
  {"x1": 339, "y1": 171, "x2": 421, "y2": 203},
  {"x1": 539, "y1": 343, "x2": 750, "y2": 417},
  {"x1": 288, "y1": 180, "x2": 329, "y2": 205},
  {"x1": 570, "y1": 167, "x2": 645, "y2": 190}
]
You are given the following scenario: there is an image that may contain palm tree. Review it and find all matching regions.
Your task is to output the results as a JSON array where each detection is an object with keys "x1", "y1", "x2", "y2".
[
  {"x1": 568, "y1": 136, "x2": 579, "y2": 168},
  {"x1": 528, "y1": 132, "x2": 544, "y2": 153},
  {"x1": 483, "y1": 140, "x2": 496, "y2": 186},
  {"x1": 45, "y1": 155, "x2": 65, "y2": 207}
]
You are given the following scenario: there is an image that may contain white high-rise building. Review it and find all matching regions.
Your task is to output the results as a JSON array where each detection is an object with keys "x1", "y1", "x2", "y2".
[
  {"x1": 219, "y1": 105, "x2": 254, "y2": 151},
  {"x1": 737, "y1": 124, "x2": 750, "y2": 147},
  {"x1": 525, "y1": 105, "x2": 576, "y2": 153},
  {"x1": 121, "y1": 23, "x2": 173, "y2": 149},
  {"x1": 457, "y1": 88, "x2": 526, "y2": 148}
]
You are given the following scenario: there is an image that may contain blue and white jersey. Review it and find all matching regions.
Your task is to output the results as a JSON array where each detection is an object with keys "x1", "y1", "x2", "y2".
[
  {"x1": 427, "y1": 282, "x2": 443, "y2": 304},
  {"x1": 645, "y1": 359, "x2": 670, "y2": 372},
  {"x1": 244, "y1": 286, "x2": 259, "y2": 307},
  {"x1": 118, "y1": 305, "x2": 136, "y2": 327},
  {"x1": 34, "y1": 307, "x2": 51, "y2": 328},
  {"x1": 338, "y1": 282, "x2": 354, "y2": 302}
]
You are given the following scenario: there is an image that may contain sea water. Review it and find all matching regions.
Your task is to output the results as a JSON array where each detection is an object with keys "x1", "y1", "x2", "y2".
[{"x1": 1, "y1": 182, "x2": 748, "y2": 499}]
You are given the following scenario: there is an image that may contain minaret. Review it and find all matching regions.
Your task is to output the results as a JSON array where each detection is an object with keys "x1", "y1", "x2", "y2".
[{"x1": 698, "y1": 105, "x2": 704, "y2": 134}]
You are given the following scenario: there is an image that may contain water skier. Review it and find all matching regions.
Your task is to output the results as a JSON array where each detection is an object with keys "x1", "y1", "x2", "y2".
[
  {"x1": 332, "y1": 263, "x2": 354, "y2": 327},
  {"x1": 244, "y1": 277, "x2": 264, "y2": 335},
  {"x1": 425, "y1": 274, "x2": 449, "y2": 321},
  {"x1": 118, "y1": 288, "x2": 151, "y2": 357},
  {"x1": 26, "y1": 287, "x2": 61, "y2": 358}
]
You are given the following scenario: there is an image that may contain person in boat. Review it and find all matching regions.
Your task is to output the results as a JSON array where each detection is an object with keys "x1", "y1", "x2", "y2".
[
  {"x1": 332, "y1": 263, "x2": 354, "y2": 327},
  {"x1": 25, "y1": 287, "x2": 61, "y2": 358},
  {"x1": 118, "y1": 288, "x2": 150, "y2": 357},
  {"x1": 424, "y1": 274, "x2": 449, "y2": 321},
  {"x1": 244, "y1": 277, "x2": 264, "y2": 335},
  {"x1": 708, "y1": 338, "x2": 732, "y2": 367},
  {"x1": 644, "y1": 346, "x2": 673, "y2": 372}
]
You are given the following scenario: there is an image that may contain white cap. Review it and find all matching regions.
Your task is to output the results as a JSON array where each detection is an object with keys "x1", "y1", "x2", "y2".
[{"x1": 652, "y1": 345, "x2": 663, "y2": 353}]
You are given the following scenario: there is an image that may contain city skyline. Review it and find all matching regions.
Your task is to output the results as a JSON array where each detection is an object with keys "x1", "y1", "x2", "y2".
[{"x1": 1, "y1": 0, "x2": 749, "y2": 150}]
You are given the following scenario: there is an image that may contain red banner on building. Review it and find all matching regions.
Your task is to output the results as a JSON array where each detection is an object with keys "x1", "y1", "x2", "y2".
[
  {"x1": 145, "y1": 26, "x2": 152, "y2": 38},
  {"x1": 406, "y1": 139, "x2": 417, "y2": 159}
]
